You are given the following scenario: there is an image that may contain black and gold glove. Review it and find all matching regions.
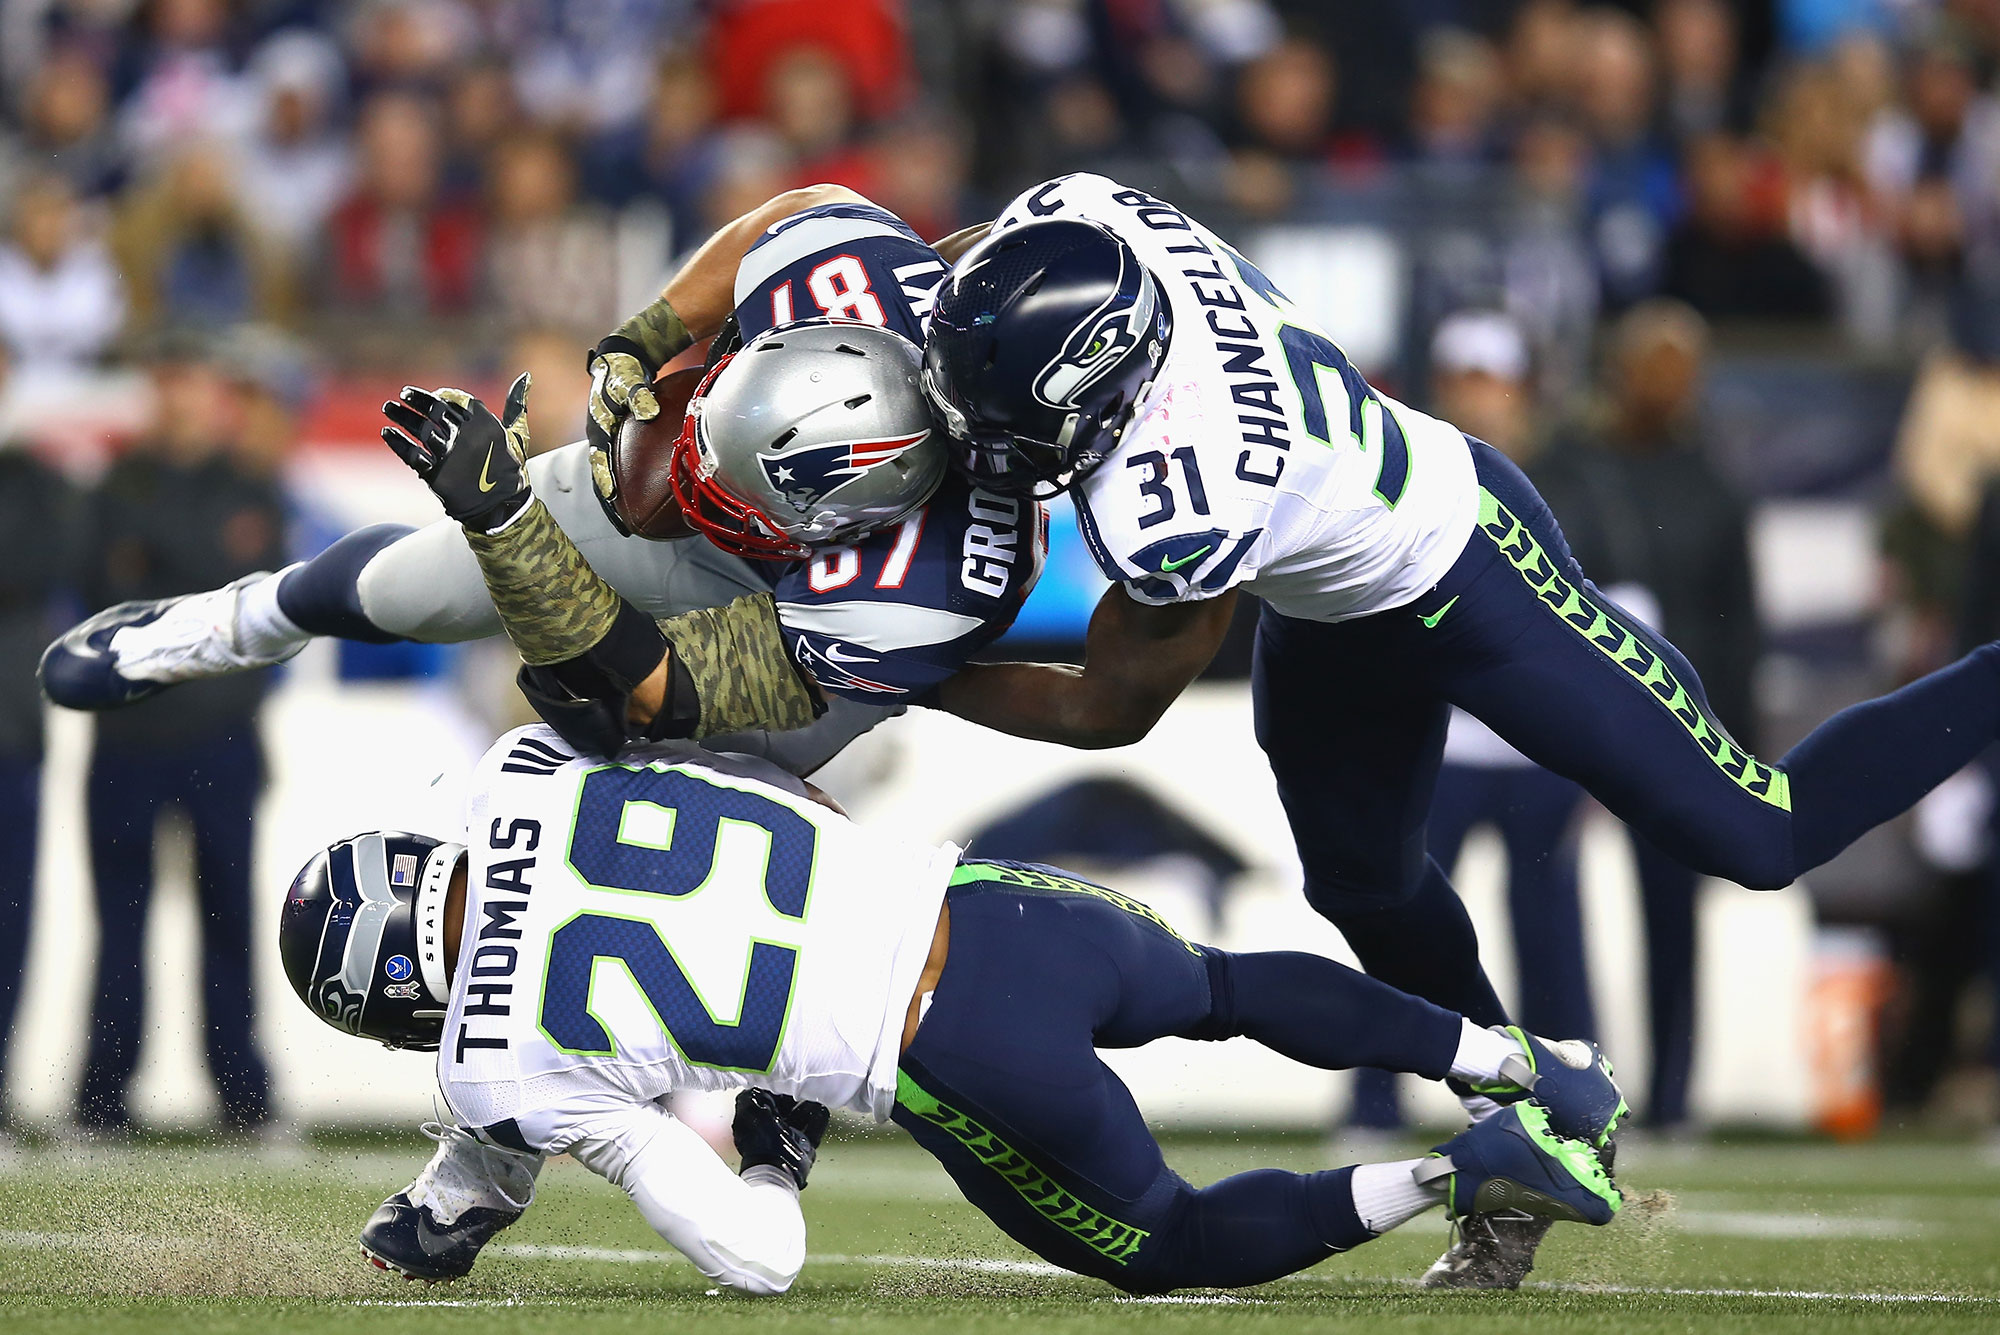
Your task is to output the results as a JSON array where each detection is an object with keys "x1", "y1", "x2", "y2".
[{"x1": 381, "y1": 374, "x2": 534, "y2": 534}]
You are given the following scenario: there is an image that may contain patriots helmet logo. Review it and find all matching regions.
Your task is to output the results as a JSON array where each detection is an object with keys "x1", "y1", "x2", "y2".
[{"x1": 759, "y1": 430, "x2": 931, "y2": 516}]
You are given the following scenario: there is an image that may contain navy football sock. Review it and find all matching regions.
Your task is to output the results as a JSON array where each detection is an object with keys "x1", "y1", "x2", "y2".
[
  {"x1": 1785, "y1": 644, "x2": 2000, "y2": 873},
  {"x1": 275, "y1": 524, "x2": 414, "y2": 644},
  {"x1": 1204, "y1": 949, "x2": 1464, "y2": 1080}
]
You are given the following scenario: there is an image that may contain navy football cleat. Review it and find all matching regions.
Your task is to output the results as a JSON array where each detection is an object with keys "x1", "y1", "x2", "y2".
[
  {"x1": 1416, "y1": 1103, "x2": 1621, "y2": 1227},
  {"x1": 358, "y1": 1191, "x2": 521, "y2": 1283},
  {"x1": 39, "y1": 574, "x2": 283, "y2": 711},
  {"x1": 1465, "y1": 1026, "x2": 1628, "y2": 1147}
]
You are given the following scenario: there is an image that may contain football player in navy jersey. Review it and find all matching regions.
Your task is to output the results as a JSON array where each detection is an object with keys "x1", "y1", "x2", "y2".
[{"x1": 40, "y1": 187, "x2": 1040, "y2": 777}]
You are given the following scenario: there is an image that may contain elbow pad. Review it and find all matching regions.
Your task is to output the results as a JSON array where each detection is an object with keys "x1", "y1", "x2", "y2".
[{"x1": 655, "y1": 593, "x2": 824, "y2": 739}]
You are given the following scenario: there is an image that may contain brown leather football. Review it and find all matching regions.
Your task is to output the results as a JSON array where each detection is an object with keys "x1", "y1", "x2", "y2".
[{"x1": 609, "y1": 366, "x2": 704, "y2": 540}]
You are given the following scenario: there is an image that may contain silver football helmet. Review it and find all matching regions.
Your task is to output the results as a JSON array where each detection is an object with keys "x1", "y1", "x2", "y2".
[{"x1": 668, "y1": 319, "x2": 946, "y2": 559}]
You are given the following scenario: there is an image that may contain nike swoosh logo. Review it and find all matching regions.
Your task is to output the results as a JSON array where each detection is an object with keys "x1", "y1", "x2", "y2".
[
  {"x1": 821, "y1": 643, "x2": 879, "y2": 664},
  {"x1": 1420, "y1": 595, "x2": 1460, "y2": 629},
  {"x1": 478, "y1": 445, "x2": 498, "y2": 493},
  {"x1": 1158, "y1": 546, "x2": 1212, "y2": 574}
]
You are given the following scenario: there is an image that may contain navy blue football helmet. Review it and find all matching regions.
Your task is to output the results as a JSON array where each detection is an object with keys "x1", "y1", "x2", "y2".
[
  {"x1": 279, "y1": 832, "x2": 466, "y2": 1050},
  {"x1": 924, "y1": 219, "x2": 1172, "y2": 497}
]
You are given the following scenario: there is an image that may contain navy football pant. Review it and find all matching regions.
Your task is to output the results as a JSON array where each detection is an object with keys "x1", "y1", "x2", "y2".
[
  {"x1": 894, "y1": 861, "x2": 1464, "y2": 1293},
  {"x1": 1259, "y1": 439, "x2": 2000, "y2": 1028},
  {"x1": 80, "y1": 731, "x2": 271, "y2": 1128},
  {"x1": 1349, "y1": 761, "x2": 1590, "y2": 1128}
]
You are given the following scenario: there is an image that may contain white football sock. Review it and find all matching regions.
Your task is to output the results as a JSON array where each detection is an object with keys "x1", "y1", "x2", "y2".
[
  {"x1": 1448, "y1": 1020, "x2": 1522, "y2": 1087},
  {"x1": 233, "y1": 564, "x2": 309, "y2": 660},
  {"x1": 1350, "y1": 1159, "x2": 1445, "y2": 1234}
]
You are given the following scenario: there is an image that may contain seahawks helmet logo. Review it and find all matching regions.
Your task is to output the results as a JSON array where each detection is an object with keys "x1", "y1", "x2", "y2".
[
  {"x1": 313, "y1": 977, "x2": 365, "y2": 1035},
  {"x1": 757, "y1": 430, "x2": 931, "y2": 515},
  {"x1": 1032, "y1": 271, "x2": 1162, "y2": 411}
]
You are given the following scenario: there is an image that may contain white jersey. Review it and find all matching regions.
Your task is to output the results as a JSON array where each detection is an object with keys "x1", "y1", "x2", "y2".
[
  {"x1": 992, "y1": 174, "x2": 1479, "y2": 622},
  {"x1": 437, "y1": 726, "x2": 955, "y2": 1132}
]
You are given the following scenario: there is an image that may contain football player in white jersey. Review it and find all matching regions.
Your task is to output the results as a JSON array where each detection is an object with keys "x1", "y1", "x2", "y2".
[
  {"x1": 274, "y1": 362, "x2": 1625, "y2": 1294},
  {"x1": 917, "y1": 173, "x2": 2000, "y2": 1285},
  {"x1": 281, "y1": 730, "x2": 1627, "y2": 1293}
]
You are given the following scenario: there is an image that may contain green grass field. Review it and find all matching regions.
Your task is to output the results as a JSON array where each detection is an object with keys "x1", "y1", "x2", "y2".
[{"x1": 2, "y1": 1128, "x2": 1997, "y2": 1334}]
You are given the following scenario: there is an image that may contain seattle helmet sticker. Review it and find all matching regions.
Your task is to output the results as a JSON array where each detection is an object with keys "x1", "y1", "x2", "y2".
[
  {"x1": 1031, "y1": 267, "x2": 1158, "y2": 410},
  {"x1": 384, "y1": 954, "x2": 415, "y2": 982}
]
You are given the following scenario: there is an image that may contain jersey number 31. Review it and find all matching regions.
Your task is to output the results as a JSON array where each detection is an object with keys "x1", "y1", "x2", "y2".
[{"x1": 540, "y1": 767, "x2": 816, "y2": 1073}]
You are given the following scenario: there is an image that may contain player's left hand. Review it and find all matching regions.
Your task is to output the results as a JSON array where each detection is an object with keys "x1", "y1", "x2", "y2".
[
  {"x1": 732, "y1": 1088, "x2": 831, "y2": 1191},
  {"x1": 382, "y1": 373, "x2": 534, "y2": 533}
]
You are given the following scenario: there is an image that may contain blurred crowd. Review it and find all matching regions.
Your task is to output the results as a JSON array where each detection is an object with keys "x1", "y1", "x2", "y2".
[{"x1": 8, "y1": 1, "x2": 2000, "y2": 379}]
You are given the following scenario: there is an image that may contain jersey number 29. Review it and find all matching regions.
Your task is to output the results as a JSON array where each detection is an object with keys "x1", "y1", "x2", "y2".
[{"x1": 540, "y1": 766, "x2": 816, "y2": 1073}]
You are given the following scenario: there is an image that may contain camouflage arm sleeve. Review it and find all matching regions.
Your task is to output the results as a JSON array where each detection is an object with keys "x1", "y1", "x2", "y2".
[
  {"x1": 616, "y1": 297, "x2": 694, "y2": 370},
  {"x1": 467, "y1": 497, "x2": 818, "y2": 736},
  {"x1": 463, "y1": 498, "x2": 622, "y2": 666},
  {"x1": 656, "y1": 593, "x2": 823, "y2": 739}
]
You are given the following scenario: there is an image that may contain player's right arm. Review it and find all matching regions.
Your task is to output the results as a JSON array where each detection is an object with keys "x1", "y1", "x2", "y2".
[
  {"x1": 935, "y1": 584, "x2": 1238, "y2": 748},
  {"x1": 559, "y1": 1098, "x2": 807, "y2": 1296}
]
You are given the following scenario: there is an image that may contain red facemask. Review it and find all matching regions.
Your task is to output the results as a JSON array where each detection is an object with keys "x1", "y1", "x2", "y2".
[{"x1": 665, "y1": 354, "x2": 813, "y2": 562}]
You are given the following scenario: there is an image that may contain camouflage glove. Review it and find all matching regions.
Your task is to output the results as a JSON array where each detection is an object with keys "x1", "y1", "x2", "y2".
[
  {"x1": 654, "y1": 592, "x2": 823, "y2": 739},
  {"x1": 381, "y1": 374, "x2": 534, "y2": 534},
  {"x1": 585, "y1": 297, "x2": 694, "y2": 474},
  {"x1": 732, "y1": 1089, "x2": 830, "y2": 1191}
]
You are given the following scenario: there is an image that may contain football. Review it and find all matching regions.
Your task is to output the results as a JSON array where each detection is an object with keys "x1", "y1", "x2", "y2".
[{"x1": 609, "y1": 365, "x2": 704, "y2": 540}]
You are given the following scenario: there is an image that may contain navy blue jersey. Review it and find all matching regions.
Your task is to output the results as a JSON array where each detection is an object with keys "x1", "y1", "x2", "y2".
[
  {"x1": 727, "y1": 202, "x2": 1045, "y2": 703},
  {"x1": 774, "y1": 472, "x2": 1046, "y2": 702},
  {"x1": 733, "y1": 202, "x2": 944, "y2": 344}
]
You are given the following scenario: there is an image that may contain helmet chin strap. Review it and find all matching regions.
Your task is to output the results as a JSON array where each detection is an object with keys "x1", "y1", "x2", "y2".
[{"x1": 414, "y1": 842, "x2": 467, "y2": 1007}]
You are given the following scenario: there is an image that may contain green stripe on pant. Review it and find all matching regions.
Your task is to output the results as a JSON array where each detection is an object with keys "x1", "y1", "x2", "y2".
[
  {"x1": 894, "y1": 1068, "x2": 1151, "y2": 1265},
  {"x1": 947, "y1": 860, "x2": 1202, "y2": 955},
  {"x1": 1475, "y1": 487, "x2": 1791, "y2": 812}
]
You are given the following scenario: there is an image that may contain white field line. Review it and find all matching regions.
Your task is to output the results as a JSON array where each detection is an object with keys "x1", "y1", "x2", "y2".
[
  {"x1": 1288, "y1": 1275, "x2": 2000, "y2": 1306},
  {"x1": 501, "y1": 1244, "x2": 2000, "y2": 1304},
  {"x1": 350, "y1": 1299, "x2": 531, "y2": 1308},
  {"x1": 1668, "y1": 1209, "x2": 1920, "y2": 1239},
  {"x1": 493, "y1": 1244, "x2": 1068, "y2": 1275},
  {"x1": 1527, "y1": 1282, "x2": 1998, "y2": 1305},
  {"x1": 7, "y1": 1229, "x2": 1996, "y2": 1306}
]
